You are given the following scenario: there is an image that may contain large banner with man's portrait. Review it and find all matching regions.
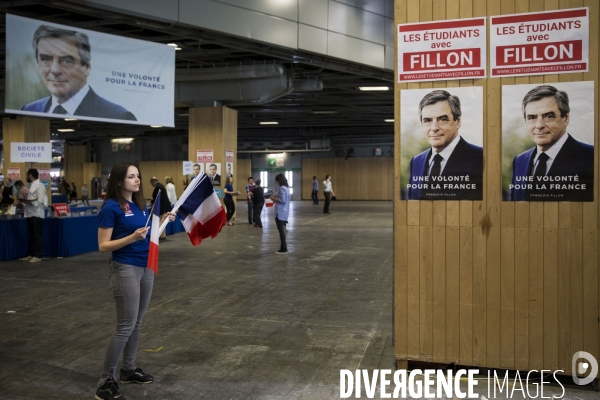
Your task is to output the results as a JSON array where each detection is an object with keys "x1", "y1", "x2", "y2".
[
  {"x1": 5, "y1": 14, "x2": 174, "y2": 127},
  {"x1": 502, "y1": 82, "x2": 595, "y2": 202},
  {"x1": 400, "y1": 87, "x2": 484, "y2": 200}
]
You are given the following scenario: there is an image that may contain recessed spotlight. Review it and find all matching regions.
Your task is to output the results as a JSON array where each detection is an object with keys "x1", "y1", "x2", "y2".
[
  {"x1": 150, "y1": 125, "x2": 162, "y2": 128},
  {"x1": 384, "y1": 119, "x2": 394, "y2": 122},
  {"x1": 358, "y1": 86, "x2": 389, "y2": 91},
  {"x1": 259, "y1": 122, "x2": 279, "y2": 125},
  {"x1": 167, "y1": 43, "x2": 181, "y2": 50},
  {"x1": 57, "y1": 129, "x2": 74, "y2": 132},
  {"x1": 64, "y1": 118, "x2": 77, "y2": 121}
]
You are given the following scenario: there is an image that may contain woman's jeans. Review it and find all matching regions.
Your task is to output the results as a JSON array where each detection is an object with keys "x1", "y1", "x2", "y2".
[
  {"x1": 224, "y1": 198, "x2": 235, "y2": 222},
  {"x1": 275, "y1": 217, "x2": 287, "y2": 251},
  {"x1": 98, "y1": 262, "x2": 154, "y2": 387},
  {"x1": 324, "y1": 192, "x2": 331, "y2": 213},
  {"x1": 253, "y1": 203, "x2": 264, "y2": 227}
]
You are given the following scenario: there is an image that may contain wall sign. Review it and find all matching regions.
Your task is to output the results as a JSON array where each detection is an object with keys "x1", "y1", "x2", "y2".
[
  {"x1": 196, "y1": 150, "x2": 213, "y2": 163},
  {"x1": 490, "y1": 8, "x2": 589, "y2": 77},
  {"x1": 10, "y1": 142, "x2": 52, "y2": 163},
  {"x1": 397, "y1": 17, "x2": 486, "y2": 82}
]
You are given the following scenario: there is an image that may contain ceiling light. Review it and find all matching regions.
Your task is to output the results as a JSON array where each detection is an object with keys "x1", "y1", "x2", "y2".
[
  {"x1": 260, "y1": 121, "x2": 279, "y2": 125},
  {"x1": 111, "y1": 138, "x2": 134, "y2": 144},
  {"x1": 312, "y1": 111, "x2": 337, "y2": 114},
  {"x1": 57, "y1": 129, "x2": 74, "y2": 132},
  {"x1": 358, "y1": 86, "x2": 389, "y2": 91},
  {"x1": 150, "y1": 125, "x2": 162, "y2": 128},
  {"x1": 64, "y1": 118, "x2": 77, "y2": 121},
  {"x1": 167, "y1": 43, "x2": 178, "y2": 47},
  {"x1": 384, "y1": 119, "x2": 394, "y2": 122}
]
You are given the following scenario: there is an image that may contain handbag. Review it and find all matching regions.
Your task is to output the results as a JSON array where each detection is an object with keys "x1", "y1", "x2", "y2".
[{"x1": 331, "y1": 195, "x2": 337, "y2": 201}]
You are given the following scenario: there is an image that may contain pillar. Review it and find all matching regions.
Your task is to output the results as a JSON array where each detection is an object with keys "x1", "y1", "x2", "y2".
[
  {"x1": 188, "y1": 107, "x2": 238, "y2": 194},
  {"x1": 2, "y1": 116, "x2": 51, "y2": 203},
  {"x1": 64, "y1": 145, "x2": 87, "y2": 199}
]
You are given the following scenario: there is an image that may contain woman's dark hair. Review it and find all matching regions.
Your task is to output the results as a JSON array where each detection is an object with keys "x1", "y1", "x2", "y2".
[
  {"x1": 227, "y1": 175, "x2": 234, "y2": 183},
  {"x1": 14, "y1": 180, "x2": 23, "y2": 187},
  {"x1": 255, "y1": 178, "x2": 261, "y2": 186},
  {"x1": 275, "y1": 173, "x2": 288, "y2": 187},
  {"x1": 104, "y1": 162, "x2": 146, "y2": 212},
  {"x1": 325, "y1": 174, "x2": 331, "y2": 180}
]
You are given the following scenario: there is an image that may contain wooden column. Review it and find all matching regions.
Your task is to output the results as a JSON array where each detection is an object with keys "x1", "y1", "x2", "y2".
[
  {"x1": 2, "y1": 116, "x2": 51, "y2": 203},
  {"x1": 188, "y1": 107, "x2": 238, "y2": 194},
  {"x1": 394, "y1": 0, "x2": 600, "y2": 377},
  {"x1": 64, "y1": 145, "x2": 87, "y2": 199}
]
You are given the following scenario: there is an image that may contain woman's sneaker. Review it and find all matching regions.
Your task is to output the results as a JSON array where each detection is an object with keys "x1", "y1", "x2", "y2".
[
  {"x1": 120, "y1": 367, "x2": 153, "y2": 384},
  {"x1": 95, "y1": 379, "x2": 125, "y2": 400}
]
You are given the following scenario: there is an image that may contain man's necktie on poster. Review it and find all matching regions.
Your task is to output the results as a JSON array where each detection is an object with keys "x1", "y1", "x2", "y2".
[
  {"x1": 534, "y1": 152, "x2": 549, "y2": 179},
  {"x1": 53, "y1": 105, "x2": 68, "y2": 114},
  {"x1": 429, "y1": 153, "x2": 443, "y2": 177}
]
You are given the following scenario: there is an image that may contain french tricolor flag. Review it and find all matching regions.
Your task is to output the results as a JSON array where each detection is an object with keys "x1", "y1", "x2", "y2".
[
  {"x1": 175, "y1": 173, "x2": 226, "y2": 246},
  {"x1": 147, "y1": 190, "x2": 161, "y2": 274}
]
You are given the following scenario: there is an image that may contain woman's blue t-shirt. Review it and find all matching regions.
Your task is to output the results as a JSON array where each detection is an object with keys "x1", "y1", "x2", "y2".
[
  {"x1": 224, "y1": 183, "x2": 233, "y2": 200},
  {"x1": 98, "y1": 198, "x2": 149, "y2": 267}
]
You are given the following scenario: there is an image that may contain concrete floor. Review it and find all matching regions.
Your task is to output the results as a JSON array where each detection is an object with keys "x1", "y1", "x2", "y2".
[
  {"x1": 0, "y1": 201, "x2": 394, "y2": 399},
  {"x1": 1, "y1": 201, "x2": 598, "y2": 400}
]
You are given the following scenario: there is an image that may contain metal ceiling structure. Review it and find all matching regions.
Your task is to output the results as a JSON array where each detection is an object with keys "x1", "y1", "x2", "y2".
[{"x1": 0, "y1": 0, "x2": 395, "y2": 147}]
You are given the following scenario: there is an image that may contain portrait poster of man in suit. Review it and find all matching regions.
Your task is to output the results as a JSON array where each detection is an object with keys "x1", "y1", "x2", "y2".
[
  {"x1": 5, "y1": 14, "x2": 175, "y2": 126},
  {"x1": 400, "y1": 87, "x2": 484, "y2": 200},
  {"x1": 206, "y1": 163, "x2": 222, "y2": 186},
  {"x1": 502, "y1": 82, "x2": 595, "y2": 202}
]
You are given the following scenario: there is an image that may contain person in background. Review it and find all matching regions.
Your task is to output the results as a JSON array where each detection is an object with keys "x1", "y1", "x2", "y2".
[
  {"x1": 311, "y1": 176, "x2": 319, "y2": 205},
  {"x1": 323, "y1": 175, "x2": 335, "y2": 214},
  {"x1": 272, "y1": 173, "x2": 290, "y2": 254},
  {"x1": 0, "y1": 177, "x2": 14, "y2": 205},
  {"x1": 245, "y1": 177, "x2": 255, "y2": 225},
  {"x1": 14, "y1": 180, "x2": 28, "y2": 215},
  {"x1": 223, "y1": 175, "x2": 239, "y2": 226},
  {"x1": 21, "y1": 169, "x2": 47, "y2": 263},
  {"x1": 58, "y1": 177, "x2": 70, "y2": 197},
  {"x1": 96, "y1": 162, "x2": 175, "y2": 400},
  {"x1": 70, "y1": 181, "x2": 77, "y2": 203},
  {"x1": 149, "y1": 177, "x2": 170, "y2": 240},
  {"x1": 81, "y1": 183, "x2": 90, "y2": 206},
  {"x1": 251, "y1": 178, "x2": 265, "y2": 229},
  {"x1": 164, "y1": 176, "x2": 177, "y2": 207}
]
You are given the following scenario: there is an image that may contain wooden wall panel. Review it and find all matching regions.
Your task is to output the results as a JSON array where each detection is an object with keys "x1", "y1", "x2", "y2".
[
  {"x1": 394, "y1": 0, "x2": 600, "y2": 376},
  {"x1": 64, "y1": 145, "x2": 86, "y2": 199},
  {"x1": 301, "y1": 158, "x2": 393, "y2": 201}
]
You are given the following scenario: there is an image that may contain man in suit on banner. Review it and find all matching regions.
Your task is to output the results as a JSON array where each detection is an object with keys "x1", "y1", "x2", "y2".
[
  {"x1": 21, "y1": 25, "x2": 136, "y2": 121},
  {"x1": 407, "y1": 90, "x2": 483, "y2": 200},
  {"x1": 510, "y1": 85, "x2": 594, "y2": 202},
  {"x1": 208, "y1": 163, "x2": 221, "y2": 186}
]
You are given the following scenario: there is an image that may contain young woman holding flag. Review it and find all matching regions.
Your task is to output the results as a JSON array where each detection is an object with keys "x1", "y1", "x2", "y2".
[{"x1": 95, "y1": 162, "x2": 175, "y2": 400}]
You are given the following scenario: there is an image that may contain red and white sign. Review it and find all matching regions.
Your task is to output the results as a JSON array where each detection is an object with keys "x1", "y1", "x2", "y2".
[
  {"x1": 38, "y1": 168, "x2": 51, "y2": 180},
  {"x1": 53, "y1": 203, "x2": 71, "y2": 217},
  {"x1": 397, "y1": 18, "x2": 486, "y2": 82},
  {"x1": 226, "y1": 149, "x2": 234, "y2": 163},
  {"x1": 7, "y1": 167, "x2": 20, "y2": 179},
  {"x1": 490, "y1": 8, "x2": 589, "y2": 77},
  {"x1": 196, "y1": 150, "x2": 213, "y2": 163}
]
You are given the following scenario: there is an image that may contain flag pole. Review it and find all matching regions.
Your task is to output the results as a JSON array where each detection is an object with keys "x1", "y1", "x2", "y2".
[{"x1": 145, "y1": 199, "x2": 156, "y2": 229}]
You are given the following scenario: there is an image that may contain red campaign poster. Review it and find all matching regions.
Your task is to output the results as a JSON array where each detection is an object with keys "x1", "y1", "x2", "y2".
[
  {"x1": 7, "y1": 167, "x2": 20, "y2": 179},
  {"x1": 53, "y1": 203, "x2": 71, "y2": 217},
  {"x1": 397, "y1": 17, "x2": 486, "y2": 83},
  {"x1": 196, "y1": 149, "x2": 213, "y2": 162},
  {"x1": 38, "y1": 168, "x2": 51, "y2": 180},
  {"x1": 490, "y1": 8, "x2": 589, "y2": 77}
]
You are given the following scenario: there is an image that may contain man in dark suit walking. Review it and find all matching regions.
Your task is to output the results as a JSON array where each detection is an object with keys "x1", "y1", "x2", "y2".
[
  {"x1": 407, "y1": 90, "x2": 483, "y2": 200},
  {"x1": 21, "y1": 25, "x2": 136, "y2": 121},
  {"x1": 510, "y1": 85, "x2": 594, "y2": 202}
]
